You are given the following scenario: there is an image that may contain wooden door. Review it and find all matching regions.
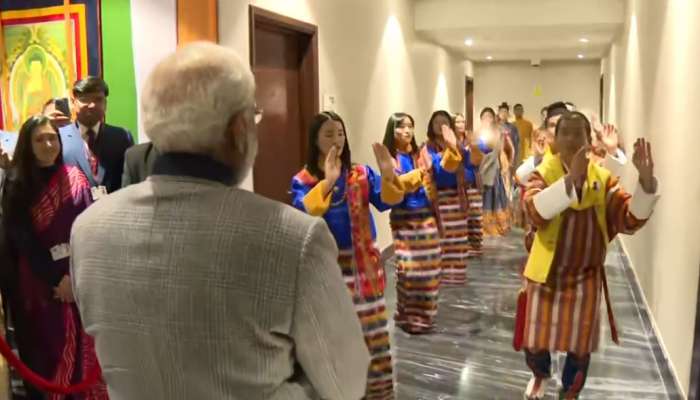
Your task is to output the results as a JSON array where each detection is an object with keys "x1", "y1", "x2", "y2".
[
  {"x1": 250, "y1": 7, "x2": 318, "y2": 204},
  {"x1": 466, "y1": 77, "x2": 474, "y2": 131}
]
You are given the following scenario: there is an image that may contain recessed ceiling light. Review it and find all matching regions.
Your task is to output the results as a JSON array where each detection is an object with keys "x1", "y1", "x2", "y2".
[
  {"x1": 579, "y1": 38, "x2": 590, "y2": 43},
  {"x1": 486, "y1": 56, "x2": 493, "y2": 60},
  {"x1": 464, "y1": 38, "x2": 474, "y2": 47},
  {"x1": 577, "y1": 54, "x2": 585, "y2": 59}
]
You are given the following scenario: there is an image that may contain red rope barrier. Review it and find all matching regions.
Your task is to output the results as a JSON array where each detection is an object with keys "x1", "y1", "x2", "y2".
[{"x1": 0, "y1": 334, "x2": 103, "y2": 395}]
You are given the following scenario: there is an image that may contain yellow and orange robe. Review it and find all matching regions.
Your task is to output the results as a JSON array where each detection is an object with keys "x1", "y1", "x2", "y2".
[
  {"x1": 520, "y1": 156, "x2": 658, "y2": 356},
  {"x1": 421, "y1": 143, "x2": 469, "y2": 286},
  {"x1": 514, "y1": 117, "x2": 534, "y2": 166},
  {"x1": 389, "y1": 152, "x2": 442, "y2": 334},
  {"x1": 290, "y1": 165, "x2": 405, "y2": 400}
]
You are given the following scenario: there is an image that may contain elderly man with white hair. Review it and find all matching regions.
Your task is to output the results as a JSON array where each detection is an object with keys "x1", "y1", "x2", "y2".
[{"x1": 70, "y1": 42, "x2": 370, "y2": 399}]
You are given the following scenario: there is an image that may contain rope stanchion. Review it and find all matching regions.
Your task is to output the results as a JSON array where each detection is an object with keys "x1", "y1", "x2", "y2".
[{"x1": 0, "y1": 334, "x2": 103, "y2": 395}]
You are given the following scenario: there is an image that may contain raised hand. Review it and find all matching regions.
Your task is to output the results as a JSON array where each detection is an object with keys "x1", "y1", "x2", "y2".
[
  {"x1": 324, "y1": 146, "x2": 342, "y2": 185},
  {"x1": 601, "y1": 124, "x2": 620, "y2": 154},
  {"x1": 567, "y1": 145, "x2": 590, "y2": 188},
  {"x1": 532, "y1": 131, "x2": 547, "y2": 157},
  {"x1": 372, "y1": 143, "x2": 397, "y2": 179},
  {"x1": 418, "y1": 147, "x2": 432, "y2": 173},
  {"x1": 633, "y1": 138, "x2": 656, "y2": 193},
  {"x1": 0, "y1": 148, "x2": 10, "y2": 170},
  {"x1": 46, "y1": 110, "x2": 72, "y2": 129},
  {"x1": 441, "y1": 124, "x2": 458, "y2": 150}
]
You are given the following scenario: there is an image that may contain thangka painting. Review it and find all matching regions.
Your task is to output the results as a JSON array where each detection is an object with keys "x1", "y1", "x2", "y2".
[{"x1": 0, "y1": 0, "x2": 102, "y2": 131}]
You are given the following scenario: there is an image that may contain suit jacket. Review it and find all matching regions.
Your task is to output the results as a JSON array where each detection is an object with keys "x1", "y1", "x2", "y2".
[
  {"x1": 121, "y1": 142, "x2": 158, "y2": 187},
  {"x1": 70, "y1": 154, "x2": 370, "y2": 400},
  {"x1": 60, "y1": 123, "x2": 133, "y2": 193}
]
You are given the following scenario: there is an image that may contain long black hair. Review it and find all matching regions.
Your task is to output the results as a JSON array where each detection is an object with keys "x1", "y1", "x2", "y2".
[
  {"x1": 305, "y1": 111, "x2": 352, "y2": 179},
  {"x1": 382, "y1": 112, "x2": 417, "y2": 158},
  {"x1": 426, "y1": 110, "x2": 455, "y2": 143},
  {"x1": 1, "y1": 115, "x2": 63, "y2": 228}
]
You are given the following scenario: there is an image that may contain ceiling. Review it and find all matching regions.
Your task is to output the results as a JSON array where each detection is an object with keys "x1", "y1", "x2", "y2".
[{"x1": 413, "y1": 0, "x2": 626, "y2": 62}]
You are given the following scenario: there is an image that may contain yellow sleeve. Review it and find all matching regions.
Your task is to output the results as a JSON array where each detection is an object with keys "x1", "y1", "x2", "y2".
[
  {"x1": 303, "y1": 180, "x2": 332, "y2": 216},
  {"x1": 397, "y1": 169, "x2": 424, "y2": 193},
  {"x1": 381, "y1": 175, "x2": 405, "y2": 206},
  {"x1": 440, "y1": 147, "x2": 463, "y2": 172}
]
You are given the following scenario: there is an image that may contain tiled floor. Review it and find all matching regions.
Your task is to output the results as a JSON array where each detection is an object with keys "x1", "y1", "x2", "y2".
[{"x1": 386, "y1": 231, "x2": 684, "y2": 399}]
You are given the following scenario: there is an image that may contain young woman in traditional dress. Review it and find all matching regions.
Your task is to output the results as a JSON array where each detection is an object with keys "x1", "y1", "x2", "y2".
[
  {"x1": 291, "y1": 111, "x2": 404, "y2": 400},
  {"x1": 381, "y1": 113, "x2": 441, "y2": 334},
  {"x1": 419, "y1": 111, "x2": 469, "y2": 286}
]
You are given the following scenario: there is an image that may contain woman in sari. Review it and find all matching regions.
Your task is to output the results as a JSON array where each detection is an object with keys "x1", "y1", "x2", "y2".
[
  {"x1": 477, "y1": 107, "x2": 514, "y2": 236},
  {"x1": 1, "y1": 115, "x2": 107, "y2": 400},
  {"x1": 291, "y1": 111, "x2": 405, "y2": 400}
]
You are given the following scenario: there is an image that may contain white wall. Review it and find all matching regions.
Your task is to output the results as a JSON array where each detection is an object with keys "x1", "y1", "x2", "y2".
[
  {"x1": 603, "y1": 0, "x2": 700, "y2": 394},
  {"x1": 129, "y1": 0, "x2": 177, "y2": 143},
  {"x1": 472, "y1": 60, "x2": 600, "y2": 125},
  {"x1": 219, "y1": 0, "x2": 465, "y2": 249}
]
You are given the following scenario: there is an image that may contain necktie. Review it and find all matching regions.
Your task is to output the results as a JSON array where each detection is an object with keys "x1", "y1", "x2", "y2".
[
  {"x1": 86, "y1": 129, "x2": 97, "y2": 152},
  {"x1": 86, "y1": 129, "x2": 99, "y2": 175}
]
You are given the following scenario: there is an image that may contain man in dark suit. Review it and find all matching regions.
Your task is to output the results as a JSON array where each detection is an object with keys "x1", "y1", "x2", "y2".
[
  {"x1": 121, "y1": 142, "x2": 159, "y2": 187},
  {"x1": 60, "y1": 77, "x2": 133, "y2": 195}
]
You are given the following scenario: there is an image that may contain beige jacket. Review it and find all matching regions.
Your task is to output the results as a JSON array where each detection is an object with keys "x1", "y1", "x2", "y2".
[{"x1": 71, "y1": 174, "x2": 370, "y2": 400}]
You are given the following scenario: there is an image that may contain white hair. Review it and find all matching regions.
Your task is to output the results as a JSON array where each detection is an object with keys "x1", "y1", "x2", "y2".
[{"x1": 141, "y1": 42, "x2": 255, "y2": 158}]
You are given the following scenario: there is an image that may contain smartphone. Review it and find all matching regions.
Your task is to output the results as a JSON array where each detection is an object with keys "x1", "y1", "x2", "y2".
[{"x1": 54, "y1": 98, "x2": 70, "y2": 116}]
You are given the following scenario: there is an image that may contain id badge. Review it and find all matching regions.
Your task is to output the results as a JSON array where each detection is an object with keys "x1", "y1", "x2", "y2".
[
  {"x1": 50, "y1": 243, "x2": 70, "y2": 261},
  {"x1": 91, "y1": 185, "x2": 108, "y2": 201}
]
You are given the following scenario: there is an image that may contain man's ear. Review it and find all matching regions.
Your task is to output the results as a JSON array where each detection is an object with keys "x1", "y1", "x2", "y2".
[{"x1": 226, "y1": 111, "x2": 250, "y2": 156}]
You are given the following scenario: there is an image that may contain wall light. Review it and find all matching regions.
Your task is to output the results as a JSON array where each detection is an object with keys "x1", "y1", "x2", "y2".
[
  {"x1": 486, "y1": 55, "x2": 493, "y2": 60},
  {"x1": 579, "y1": 38, "x2": 590, "y2": 43},
  {"x1": 577, "y1": 54, "x2": 585, "y2": 59},
  {"x1": 464, "y1": 38, "x2": 474, "y2": 47}
]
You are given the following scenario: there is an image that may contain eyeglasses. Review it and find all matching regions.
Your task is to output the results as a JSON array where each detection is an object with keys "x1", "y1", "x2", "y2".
[{"x1": 254, "y1": 106, "x2": 263, "y2": 125}]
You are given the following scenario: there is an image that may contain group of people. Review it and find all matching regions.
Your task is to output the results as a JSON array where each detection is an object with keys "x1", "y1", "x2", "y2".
[
  {"x1": 285, "y1": 102, "x2": 554, "y2": 397},
  {"x1": 0, "y1": 41, "x2": 660, "y2": 400},
  {"x1": 0, "y1": 76, "x2": 133, "y2": 399}
]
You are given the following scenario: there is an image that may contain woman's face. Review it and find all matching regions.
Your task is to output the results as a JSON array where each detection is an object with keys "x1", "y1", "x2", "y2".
[
  {"x1": 481, "y1": 112, "x2": 495, "y2": 126},
  {"x1": 454, "y1": 115, "x2": 466, "y2": 134},
  {"x1": 394, "y1": 117, "x2": 414, "y2": 148},
  {"x1": 31, "y1": 123, "x2": 61, "y2": 167},
  {"x1": 317, "y1": 119, "x2": 345, "y2": 158},
  {"x1": 431, "y1": 114, "x2": 451, "y2": 137}
]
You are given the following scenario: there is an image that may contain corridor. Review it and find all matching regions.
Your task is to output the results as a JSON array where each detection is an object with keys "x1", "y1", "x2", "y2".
[
  {"x1": 0, "y1": 0, "x2": 699, "y2": 399},
  {"x1": 387, "y1": 232, "x2": 683, "y2": 399}
]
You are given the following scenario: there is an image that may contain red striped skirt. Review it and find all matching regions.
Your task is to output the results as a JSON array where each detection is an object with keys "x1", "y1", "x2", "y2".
[
  {"x1": 466, "y1": 187, "x2": 483, "y2": 257},
  {"x1": 390, "y1": 208, "x2": 442, "y2": 333},
  {"x1": 436, "y1": 189, "x2": 469, "y2": 286},
  {"x1": 338, "y1": 250, "x2": 394, "y2": 400}
]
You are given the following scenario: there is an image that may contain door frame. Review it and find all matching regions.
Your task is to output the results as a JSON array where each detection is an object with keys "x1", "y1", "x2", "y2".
[
  {"x1": 465, "y1": 77, "x2": 474, "y2": 131},
  {"x1": 599, "y1": 74, "x2": 605, "y2": 121},
  {"x1": 249, "y1": 6, "x2": 319, "y2": 166}
]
